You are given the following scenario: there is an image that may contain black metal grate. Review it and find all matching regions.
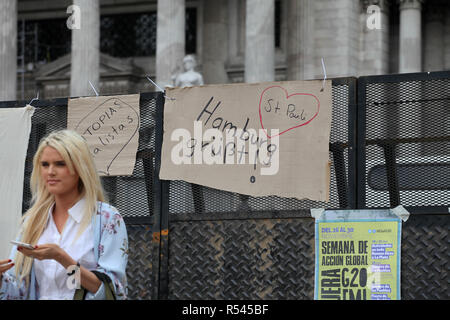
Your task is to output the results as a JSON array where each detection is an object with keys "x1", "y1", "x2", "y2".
[
  {"x1": 102, "y1": 95, "x2": 158, "y2": 219},
  {"x1": 168, "y1": 218, "x2": 315, "y2": 300},
  {"x1": 168, "y1": 214, "x2": 449, "y2": 300},
  {"x1": 126, "y1": 224, "x2": 154, "y2": 300},
  {"x1": 401, "y1": 215, "x2": 449, "y2": 299},
  {"x1": 362, "y1": 74, "x2": 450, "y2": 209}
]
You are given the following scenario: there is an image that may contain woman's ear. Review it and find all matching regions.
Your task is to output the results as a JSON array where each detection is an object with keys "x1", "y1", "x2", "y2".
[{"x1": 78, "y1": 178, "x2": 84, "y2": 193}]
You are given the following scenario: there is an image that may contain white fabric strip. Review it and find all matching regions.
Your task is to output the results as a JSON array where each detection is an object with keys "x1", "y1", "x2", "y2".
[{"x1": 0, "y1": 106, "x2": 34, "y2": 258}]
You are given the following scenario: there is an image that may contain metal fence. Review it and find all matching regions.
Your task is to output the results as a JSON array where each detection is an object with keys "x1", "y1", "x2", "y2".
[
  {"x1": 0, "y1": 72, "x2": 448, "y2": 300},
  {"x1": 162, "y1": 77, "x2": 357, "y2": 299}
]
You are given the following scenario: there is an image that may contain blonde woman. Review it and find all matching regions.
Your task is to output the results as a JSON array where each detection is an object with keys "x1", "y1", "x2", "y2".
[{"x1": 0, "y1": 130, "x2": 128, "y2": 300}]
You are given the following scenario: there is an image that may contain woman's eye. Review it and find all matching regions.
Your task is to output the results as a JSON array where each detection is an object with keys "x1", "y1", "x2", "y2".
[
  {"x1": 56, "y1": 162, "x2": 66, "y2": 166},
  {"x1": 41, "y1": 162, "x2": 49, "y2": 167}
]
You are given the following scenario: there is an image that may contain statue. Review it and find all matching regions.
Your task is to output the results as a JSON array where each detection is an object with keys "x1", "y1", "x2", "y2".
[{"x1": 174, "y1": 55, "x2": 204, "y2": 87}]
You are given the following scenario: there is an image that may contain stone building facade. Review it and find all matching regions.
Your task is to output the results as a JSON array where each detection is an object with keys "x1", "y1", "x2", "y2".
[{"x1": 0, "y1": 0, "x2": 449, "y2": 101}]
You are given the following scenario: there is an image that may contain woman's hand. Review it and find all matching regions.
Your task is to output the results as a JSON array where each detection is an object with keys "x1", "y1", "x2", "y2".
[
  {"x1": 0, "y1": 259, "x2": 14, "y2": 275},
  {"x1": 18, "y1": 245, "x2": 101, "y2": 294},
  {"x1": 0, "y1": 259, "x2": 15, "y2": 288},
  {"x1": 18, "y1": 244, "x2": 64, "y2": 262}
]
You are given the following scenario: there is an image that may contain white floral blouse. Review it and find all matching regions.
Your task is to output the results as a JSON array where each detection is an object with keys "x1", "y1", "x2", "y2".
[{"x1": 0, "y1": 202, "x2": 128, "y2": 300}]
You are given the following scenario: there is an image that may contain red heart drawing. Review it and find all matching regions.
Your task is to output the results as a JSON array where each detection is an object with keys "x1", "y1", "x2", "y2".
[{"x1": 259, "y1": 85, "x2": 320, "y2": 138}]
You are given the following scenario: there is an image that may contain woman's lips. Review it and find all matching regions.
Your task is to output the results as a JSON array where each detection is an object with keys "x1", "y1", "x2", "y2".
[{"x1": 47, "y1": 179, "x2": 59, "y2": 185}]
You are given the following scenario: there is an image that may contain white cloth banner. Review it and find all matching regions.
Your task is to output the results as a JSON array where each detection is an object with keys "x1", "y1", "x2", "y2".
[{"x1": 0, "y1": 106, "x2": 34, "y2": 259}]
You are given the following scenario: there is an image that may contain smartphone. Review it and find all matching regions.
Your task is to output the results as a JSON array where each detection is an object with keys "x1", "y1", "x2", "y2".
[{"x1": 10, "y1": 240, "x2": 35, "y2": 250}]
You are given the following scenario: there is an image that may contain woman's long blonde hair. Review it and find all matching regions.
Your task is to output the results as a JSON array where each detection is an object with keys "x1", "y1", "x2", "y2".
[{"x1": 15, "y1": 130, "x2": 106, "y2": 287}]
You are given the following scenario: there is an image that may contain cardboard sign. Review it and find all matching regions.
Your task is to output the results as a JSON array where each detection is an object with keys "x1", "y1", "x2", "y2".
[
  {"x1": 159, "y1": 80, "x2": 332, "y2": 201},
  {"x1": 67, "y1": 94, "x2": 140, "y2": 176}
]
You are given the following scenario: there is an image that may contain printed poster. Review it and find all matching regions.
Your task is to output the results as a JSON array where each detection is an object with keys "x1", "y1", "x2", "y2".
[{"x1": 314, "y1": 209, "x2": 402, "y2": 300}]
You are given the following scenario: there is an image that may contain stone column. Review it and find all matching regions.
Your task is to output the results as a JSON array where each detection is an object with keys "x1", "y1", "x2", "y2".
[
  {"x1": 245, "y1": 0, "x2": 275, "y2": 83},
  {"x1": 399, "y1": 0, "x2": 424, "y2": 73},
  {"x1": 203, "y1": 0, "x2": 228, "y2": 84},
  {"x1": 227, "y1": 0, "x2": 240, "y2": 63},
  {"x1": 314, "y1": 0, "x2": 360, "y2": 78},
  {"x1": 422, "y1": 1, "x2": 446, "y2": 155},
  {"x1": 359, "y1": 1, "x2": 391, "y2": 146},
  {"x1": 156, "y1": 0, "x2": 185, "y2": 88},
  {"x1": 360, "y1": 0, "x2": 390, "y2": 75},
  {"x1": 70, "y1": 0, "x2": 100, "y2": 97},
  {"x1": 424, "y1": 3, "x2": 444, "y2": 72},
  {"x1": 397, "y1": 0, "x2": 425, "y2": 157},
  {"x1": 0, "y1": 0, "x2": 17, "y2": 101},
  {"x1": 286, "y1": 0, "x2": 315, "y2": 80},
  {"x1": 445, "y1": 5, "x2": 450, "y2": 70}
]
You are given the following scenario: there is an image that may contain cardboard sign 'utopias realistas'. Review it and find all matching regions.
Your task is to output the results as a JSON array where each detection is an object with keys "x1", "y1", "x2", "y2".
[{"x1": 68, "y1": 94, "x2": 140, "y2": 176}]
